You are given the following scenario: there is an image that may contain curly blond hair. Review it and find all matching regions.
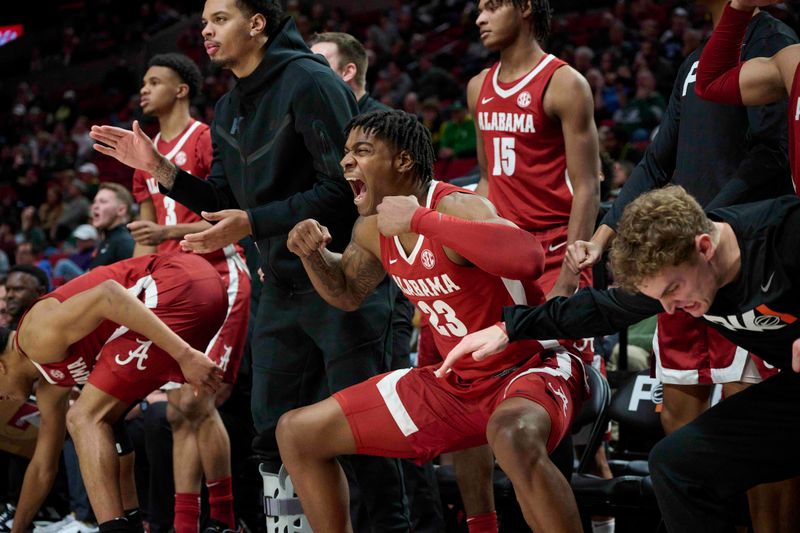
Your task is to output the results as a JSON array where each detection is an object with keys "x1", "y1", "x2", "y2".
[{"x1": 610, "y1": 186, "x2": 714, "y2": 292}]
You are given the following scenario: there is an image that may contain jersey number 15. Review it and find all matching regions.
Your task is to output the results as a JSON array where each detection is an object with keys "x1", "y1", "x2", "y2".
[{"x1": 492, "y1": 137, "x2": 516, "y2": 176}]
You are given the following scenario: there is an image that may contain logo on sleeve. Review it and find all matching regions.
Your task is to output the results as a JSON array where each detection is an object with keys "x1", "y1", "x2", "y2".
[
  {"x1": 761, "y1": 272, "x2": 775, "y2": 293},
  {"x1": 704, "y1": 304, "x2": 797, "y2": 333}
]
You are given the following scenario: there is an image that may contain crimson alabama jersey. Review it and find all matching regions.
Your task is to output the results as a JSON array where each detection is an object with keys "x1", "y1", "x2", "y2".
[
  {"x1": 790, "y1": 61, "x2": 800, "y2": 193},
  {"x1": 16, "y1": 254, "x2": 225, "y2": 391},
  {"x1": 380, "y1": 181, "x2": 556, "y2": 381},
  {"x1": 476, "y1": 54, "x2": 571, "y2": 232},
  {"x1": 132, "y1": 119, "x2": 216, "y2": 256}
]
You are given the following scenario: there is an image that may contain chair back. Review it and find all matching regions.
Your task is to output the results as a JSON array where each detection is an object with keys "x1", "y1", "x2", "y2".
[{"x1": 572, "y1": 362, "x2": 611, "y2": 473}]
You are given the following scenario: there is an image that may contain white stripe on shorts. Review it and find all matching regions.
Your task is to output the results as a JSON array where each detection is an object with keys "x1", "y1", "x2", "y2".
[{"x1": 376, "y1": 368, "x2": 419, "y2": 437}]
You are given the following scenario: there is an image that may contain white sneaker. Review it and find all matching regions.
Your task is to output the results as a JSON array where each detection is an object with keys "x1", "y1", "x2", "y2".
[
  {"x1": 34, "y1": 513, "x2": 76, "y2": 533},
  {"x1": 60, "y1": 518, "x2": 99, "y2": 533},
  {"x1": 0, "y1": 503, "x2": 15, "y2": 533}
]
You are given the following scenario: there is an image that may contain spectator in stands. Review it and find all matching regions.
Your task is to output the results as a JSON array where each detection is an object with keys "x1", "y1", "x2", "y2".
[
  {"x1": 70, "y1": 116, "x2": 94, "y2": 160},
  {"x1": 661, "y1": 7, "x2": 690, "y2": 63},
  {"x1": 16, "y1": 206, "x2": 46, "y2": 254},
  {"x1": 415, "y1": 55, "x2": 461, "y2": 101},
  {"x1": 608, "y1": 160, "x2": 634, "y2": 201},
  {"x1": 613, "y1": 68, "x2": 666, "y2": 135},
  {"x1": 633, "y1": 39, "x2": 676, "y2": 94},
  {"x1": 40, "y1": 184, "x2": 65, "y2": 242},
  {"x1": 77, "y1": 162, "x2": 101, "y2": 198},
  {"x1": 4, "y1": 264, "x2": 48, "y2": 328},
  {"x1": 420, "y1": 98, "x2": 444, "y2": 152},
  {"x1": 380, "y1": 61, "x2": 413, "y2": 107},
  {"x1": 0, "y1": 283, "x2": 9, "y2": 328},
  {"x1": 54, "y1": 179, "x2": 90, "y2": 241},
  {"x1": 438, "y1": 101, "x2": 476, "y2": 161},
  {"x1": 90, "y1": 183, "x2": 134, "y2": 268},
  {"x1": 0, "y1": 223, "x2": 17, "y2": 266},
  {"x1": 14, "y1": 242, "x2": 37, "y2": 269},
  {"x1": 402, "y1": 91, "x2": 420, "y2": 116},
  {"x1": 53, "y1": 224, "x2": 98, "y2": 282},
  {"x1": 15, "y1": 166, "x2": 45, "y2": 207},
  {"x1": 573, "y1": 46, "x2": 595, "y2": 75},
  {"x1": 606, "y1": 19, "x2": 636, "y2": 64}
]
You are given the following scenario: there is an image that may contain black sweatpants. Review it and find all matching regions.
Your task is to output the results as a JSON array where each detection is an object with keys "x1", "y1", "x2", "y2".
[
  {"x1": 251, "y1": 278, "x2": 409, "y2": 532},
  {"x1": 650, "y1": 370, "x2": 800, "y2": 532}
]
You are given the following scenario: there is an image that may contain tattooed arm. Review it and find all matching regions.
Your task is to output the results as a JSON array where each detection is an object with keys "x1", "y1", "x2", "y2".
[{"x1": 287, "y1": 216, "x2": 386, "y2": 311}]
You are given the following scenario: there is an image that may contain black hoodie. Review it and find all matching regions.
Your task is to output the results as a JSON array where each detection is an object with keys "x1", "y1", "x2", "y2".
[{"x1": 167, "y1": 17, "x2": 359, "y2": 292}]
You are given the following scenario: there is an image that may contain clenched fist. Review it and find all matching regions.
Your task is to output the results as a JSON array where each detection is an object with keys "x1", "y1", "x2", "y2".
[
  {"x1": 376, "y1": 195, "x2": 420, "y2": 236},
  {"x1": 288, "y1": 219, "x2": 332, "y2": 258}
]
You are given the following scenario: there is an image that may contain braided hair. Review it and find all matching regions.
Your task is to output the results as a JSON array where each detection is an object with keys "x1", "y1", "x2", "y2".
[
  {"x1": 345, "y1": 110, "x2": 434, "y2": 186},
  {"x1": 148, "y1": 53, "x2": 203, "y2": 99},
  {"x1": 507, "y1": 0, "x2": 551, "y2": 45}
]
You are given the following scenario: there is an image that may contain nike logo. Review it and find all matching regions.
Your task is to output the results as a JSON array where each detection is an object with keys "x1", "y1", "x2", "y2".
[
  {"x1": 481, "y1": 97, "x2": 494, "y2": 104},
  {"x1": 389, "y1": 258, "x2": 398, "y2": 264},
  {"x1": 761, "y1": 272, "x2": 775, "y2": 293},
  {"x1": 548, "y1": 241, "x2": 567, "y2": 252}
]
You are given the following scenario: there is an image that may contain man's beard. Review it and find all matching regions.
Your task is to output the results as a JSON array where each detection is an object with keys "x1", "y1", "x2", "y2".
[{"x1": 210, "y1": 56, "x2": 235, "y2": 70}]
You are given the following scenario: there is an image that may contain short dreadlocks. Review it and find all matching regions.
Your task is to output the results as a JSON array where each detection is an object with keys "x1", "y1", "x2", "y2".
[{"x1": 345, "y1": 110, "x2": 435, "y2": 185}]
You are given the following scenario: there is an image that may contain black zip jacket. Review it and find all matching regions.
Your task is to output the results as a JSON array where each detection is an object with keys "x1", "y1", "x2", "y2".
[
  {"x1": 166, "y1": 17, "x2": 358, "y2": 292},
  {"x1": 603, "y1": 11, "x2": 797, "y2": 229}
]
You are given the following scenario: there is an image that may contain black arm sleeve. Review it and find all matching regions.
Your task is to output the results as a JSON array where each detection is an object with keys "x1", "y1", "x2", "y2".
[
  {"x1": 705, "y1": 29, "x2": 797, "y2": 210},
  {"x1": 502, "y1": 287, "x2": 663, "y2": 342},
  {"x1": 245, "y1": 72, "x2": 355, "y2": 240},
  {"x1": 163, "y1": 128, "x2": 240, "y2": 214},
  {"x1": 601, "y1": 63, "x2": 684, "y2": 230}
]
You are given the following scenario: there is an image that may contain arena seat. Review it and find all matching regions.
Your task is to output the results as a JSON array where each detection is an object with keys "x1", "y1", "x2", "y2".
[{"x1": 570, "y1": 370, "x2": 664, "y2": 527}]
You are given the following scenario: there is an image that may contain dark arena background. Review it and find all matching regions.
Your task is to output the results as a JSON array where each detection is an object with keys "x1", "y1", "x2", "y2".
[{"x1": 1, "y1": 1, "x2": 799, "y2": 533}]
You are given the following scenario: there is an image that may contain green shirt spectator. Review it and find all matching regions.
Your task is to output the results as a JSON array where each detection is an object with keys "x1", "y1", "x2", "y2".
[{"x1": 439, "y1": 101, "x2": 477, "y2": 159}]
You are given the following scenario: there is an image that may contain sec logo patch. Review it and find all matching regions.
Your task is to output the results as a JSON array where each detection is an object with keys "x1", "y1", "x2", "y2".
[{"x1": 421, "y1": 249, "x2": 436, "y2": 270}]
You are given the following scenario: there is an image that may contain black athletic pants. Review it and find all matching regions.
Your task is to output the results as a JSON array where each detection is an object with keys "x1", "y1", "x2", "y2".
[
  {"x1": 650, "y1": 370, "x2": 800, "y2": 532},
  {"x1": 250, "y1": 278, "x2": 410, "y2": 532}
]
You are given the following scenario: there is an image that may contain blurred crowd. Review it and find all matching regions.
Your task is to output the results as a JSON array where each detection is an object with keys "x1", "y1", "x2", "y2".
[{"x1": 0, "y1": 0, "x2": 797, "y2": 290}]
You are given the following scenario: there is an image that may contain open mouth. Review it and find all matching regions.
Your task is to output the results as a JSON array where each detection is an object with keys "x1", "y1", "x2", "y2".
[
  {"x1": 347, "y1": 177, "x2": 367, "y2": 205},
  {"x1": 681, "y1": 302, "x2": 699, "y2": 313}
]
